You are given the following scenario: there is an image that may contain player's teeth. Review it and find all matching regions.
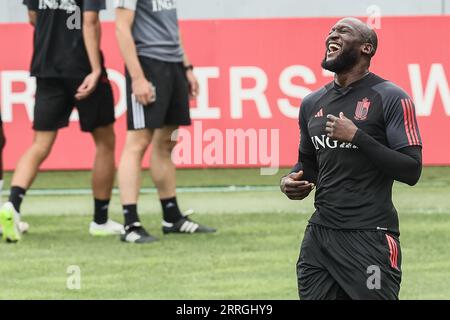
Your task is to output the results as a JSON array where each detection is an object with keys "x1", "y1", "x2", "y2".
[{"x1": 329, "y1": 44, "x2": 340, "y2": 51}]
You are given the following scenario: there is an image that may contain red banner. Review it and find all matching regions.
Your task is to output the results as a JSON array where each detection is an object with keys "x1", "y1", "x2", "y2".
[{"x1": 0, "y1": 16, "x2": 449, "y2": 170}]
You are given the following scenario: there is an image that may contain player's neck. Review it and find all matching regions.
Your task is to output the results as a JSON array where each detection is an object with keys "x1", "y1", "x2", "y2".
[{"x1": 334, "y1": 65, "x2": 370, "y2": 88}]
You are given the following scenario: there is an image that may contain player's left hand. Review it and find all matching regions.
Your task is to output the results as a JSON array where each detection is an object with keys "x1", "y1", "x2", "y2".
[
  {"x1": 75, "y1": 70, "x2": 101, "y2": 100},
  {"x1": 186, "y1": 69, "x2": 199, "y2": 98},
  {"x1": 325, "y1": 112, "x2": 358, "y2": 143}
]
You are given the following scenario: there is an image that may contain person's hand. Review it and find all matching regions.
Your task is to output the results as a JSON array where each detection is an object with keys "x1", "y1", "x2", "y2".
[
  {"x1": 280, "y1": 171, "x2": 315, "y2": 200},
  {"x1": 325, "y1": 112, "x2": 359, "y2": 142},
  {"x1": 186, "y1": 69, "x2": 199, "y2": 98},
  {"x1": 75, "y1": 70, "x2": 101, "y2": 100},
  {"x1": 132, "y1": 76, "x2": 156, "y2": 106}
]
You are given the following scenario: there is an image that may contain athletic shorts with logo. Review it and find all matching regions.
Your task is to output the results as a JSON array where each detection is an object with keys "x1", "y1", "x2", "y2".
[
  {"x1": 297, "y1": 223, "x2": 402, "y2": 300},
  {"x1": 33, "y1": 74, "x2": 115, "y2": 132},
  {"x1": 126, "y1": 56, "x2": 191, "y2": 130}
]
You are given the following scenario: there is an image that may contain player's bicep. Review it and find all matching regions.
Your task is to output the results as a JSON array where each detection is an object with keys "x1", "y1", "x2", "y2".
[
  {"x1": 384, "y1": 97, "x2": 422, "y2": 150},
  {"x1": 299, "y1": 105, "x2": 316, "y2": 157},
  {"x1": 83, "y1": 11, "x2": 100, "y2": 25},
  {"x1": 115, "y1": 7, "x2": 136, "y2": 31}
]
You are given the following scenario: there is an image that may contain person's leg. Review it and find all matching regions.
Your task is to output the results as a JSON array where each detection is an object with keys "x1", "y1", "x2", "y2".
[
  {"x1": 0, "y1": 124, "x2": 30, "y2": 237},
  {"x1": 151, "y1": 125, "x2": 216, "y2": 234},
  {"x1": 11, "y1": 78, "x2": 66, "y2": 209},
  {"x1": 1, "y1": 78, "x2": 71, "y2": 242},
  {"x1": 118, "y1": 129, "x2": 152, "y2": 226},
  {"x1": 151, "y1": 126, "x2": 185, "y2": 223},
  {"x1": 91, "y1": 124, "x2": 115, "y2": 224},
  {"x1": 150, "y1": 126, "x2": 178, "y2": 199},
  {"x1": 154, "y1": 63, "x2": 214, "y2": 234},
  {"x1": 118, "y1": 129, "x2": 159, "y2": 243},
  {"x1": 0, "y1": 131, "x2": 56, "y2": 242},
  {"x1": 10, "y1": 131, "x2": 57, "y2": 210},
  {"x1": 297, "y1": 224, "x2": 350, "y2": 300},
  {"x1": 72, "y1": 74, "x2": 119, "y2": 235},
  {"x1": 324, "y1": 229, "x2": 402, "y2": 300}
]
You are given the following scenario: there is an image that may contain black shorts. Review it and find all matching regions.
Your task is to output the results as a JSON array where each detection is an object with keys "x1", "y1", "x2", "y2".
[
  {"x1": 34, "y1": 75, "x2": 115, "y2": 132},
  {"x1": 125, "y1": 56, "x2": 191, "y2": 130},
  {"x1": 297, "y1": 223, "x2": 402, "y2": 300}
]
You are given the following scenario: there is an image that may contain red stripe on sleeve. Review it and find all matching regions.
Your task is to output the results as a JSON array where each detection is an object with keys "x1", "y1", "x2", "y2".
[
  {"x1": 401, "y1": 99, "x2": 413, "y2": 146},
  {"x1": 406, "y1": 100, "x2": 417, "y2": 145},
  {"x1": 407, "y1": 99, "x2": 420, "y2": 146}
]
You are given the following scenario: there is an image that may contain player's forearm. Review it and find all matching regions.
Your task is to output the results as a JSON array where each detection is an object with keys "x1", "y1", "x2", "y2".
[
  {"x1": 290, "y1": 162, "x2": 302, "y2": 174},
  {"x1": 291, "y1": 151, "x2": 318, "y2": 184},
  {"x1": 83, "y1": 12, "x2": 102, "y2": 74},
  {"x1": 115, "y1": 22, "x2": 145, "y2": 80},
  {"x1": 352, "y1": 129, "x2": 422, "y2": 186}
]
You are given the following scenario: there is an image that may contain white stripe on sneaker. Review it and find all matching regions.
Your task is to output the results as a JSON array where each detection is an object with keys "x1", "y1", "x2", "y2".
[
  {"x1": 190, "y1": 223, "x2": 199, "y2": 233},
  {"x1": 187, "y1": 222, "x2": 199, "y2": 233},
  {"x1": 179, "y1": 221, "x2": 199, "y2": 233},
  {"x1": 162, "y1": 220, "x2": 174, "y2": 228},
  {"x1": 126, "y1": 231, "x2": 141, "y2": 242},
  {"x1": 180, "y1": 221, "x2": 190, "y2": 232}
]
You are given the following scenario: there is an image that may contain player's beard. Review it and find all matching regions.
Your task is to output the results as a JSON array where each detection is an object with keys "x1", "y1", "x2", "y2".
[{"x1": 321, "y1": 46, "x2": 359, "y2": 74}]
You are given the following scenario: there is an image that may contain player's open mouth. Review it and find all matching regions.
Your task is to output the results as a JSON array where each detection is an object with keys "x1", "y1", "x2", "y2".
[{"x1": 327, "y1": 42, "x2": 342, "y2": 56}]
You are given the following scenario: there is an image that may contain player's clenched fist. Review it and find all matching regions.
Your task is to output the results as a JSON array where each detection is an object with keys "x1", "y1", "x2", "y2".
[
  {"x1": 132, "y1": 76, "x2": 156, "y2": 106},
  {"x1": 280, "y1": 171, "x2": 315, "y2": 200},
  {"x1": 325, "y1": 112, "x2": 358, "y2": 142}
]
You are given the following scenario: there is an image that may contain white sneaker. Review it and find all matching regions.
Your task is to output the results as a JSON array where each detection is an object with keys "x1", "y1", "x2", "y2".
[{"x1": 89, "y1": 220, "x2": 125, "y2": 236}]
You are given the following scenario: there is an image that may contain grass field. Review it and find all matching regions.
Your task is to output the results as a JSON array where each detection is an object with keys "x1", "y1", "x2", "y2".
[{"x1": 0, "y1": 167, "x2": 449, "y2": 299}]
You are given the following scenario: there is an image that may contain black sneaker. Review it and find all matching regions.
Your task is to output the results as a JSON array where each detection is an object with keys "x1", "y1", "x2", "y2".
[
  {"x1": 162, "y1": 211, "x2": 216, "y2": 234},
  {"x1": 120, "y1": 222, "x2": 158, "y2": 243}
]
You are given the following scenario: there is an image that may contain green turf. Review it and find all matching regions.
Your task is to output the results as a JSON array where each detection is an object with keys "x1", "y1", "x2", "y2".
[
  {"x1": 0, "y1": 167, "x2": 449, "y2": 299},
  {"x1": 2, "y1": 168, "x2": 281, "y2": 190}
]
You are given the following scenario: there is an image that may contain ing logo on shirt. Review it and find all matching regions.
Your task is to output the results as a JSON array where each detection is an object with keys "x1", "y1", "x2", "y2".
[
  {"x1": 39, "y1": 0, "x2": 77, "y2": 12},
  {"x1": 311, "y1": 135, "x2": 358, "y2": 150},
  {"x1": 152, "y1": 0, "x2": 177, "y2": 12}
]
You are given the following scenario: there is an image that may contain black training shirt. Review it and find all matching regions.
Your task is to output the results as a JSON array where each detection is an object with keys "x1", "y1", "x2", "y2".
[
  {"x1": 23, "y1": 0, "x2": 106, "y2": 78},
  {"x1": 299, "y1": 72, "x2": 422, "y2": 235}
]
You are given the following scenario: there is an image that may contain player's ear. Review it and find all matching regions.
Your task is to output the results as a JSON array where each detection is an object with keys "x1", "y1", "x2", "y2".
[{"x1": 361, "y1": 43, "x2": 373, "y2": 56}]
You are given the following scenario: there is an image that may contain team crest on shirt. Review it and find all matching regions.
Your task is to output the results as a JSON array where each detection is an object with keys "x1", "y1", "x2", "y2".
[{"x1": 354, "y1": 97, "x2": 371, "y2": 121}]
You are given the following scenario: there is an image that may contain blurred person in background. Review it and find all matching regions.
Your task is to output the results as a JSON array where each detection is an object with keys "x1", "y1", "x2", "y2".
[
  {"x1": 0, "y1": 0, "x2": 123, "y2": 243},
  {"x1": 115, "y1": 0, "x2": 216, "y2": 243}
]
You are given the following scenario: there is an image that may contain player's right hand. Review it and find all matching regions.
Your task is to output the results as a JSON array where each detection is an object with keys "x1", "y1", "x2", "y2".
[
  {"x1": 132, "y1": 76, "x2": 156, "y2": 106},
  {"x1": 280, "y1": 171, "x2": 315, "y2": 200},
  {"x1": 75, "y1": 70, "x2": 101, "y2": 100}
]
